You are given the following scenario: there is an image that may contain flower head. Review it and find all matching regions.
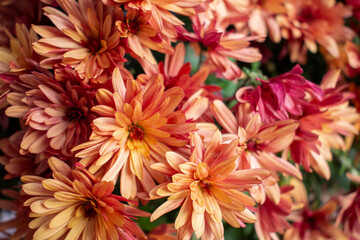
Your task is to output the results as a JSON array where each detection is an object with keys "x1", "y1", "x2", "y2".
[
  {"x1": 73, "y1": 71, "x2": 196, "y2": 199},
  {"x1": 178, "y1": 14, "x2": 262, "y2": 80},
  {"x1": 33, "y1": 0, "x2": 127, "y2": 83},
  {"x1": 284, "y1": 179, "x2": 347, "y2": 240},
  {"x1": 150, "y1": 131, "x2": 270, "y2": 240},
  {"x1": 22, "y1": 157, "x2": 149, "y2": 240},
  {"x1": 277, "y1": 0, "x2": 354, "y2": 63},
  {"x1": 211, "y1": 100, "x2": 300, "y2": 204},
  {"x1": 5, "y1": 68, "x2": 96, "y2": 157}
]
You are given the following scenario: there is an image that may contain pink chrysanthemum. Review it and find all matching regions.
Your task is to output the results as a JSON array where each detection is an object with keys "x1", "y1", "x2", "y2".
[{"x1": 6, "y1": 67, "x2": 96, "y2": 157}]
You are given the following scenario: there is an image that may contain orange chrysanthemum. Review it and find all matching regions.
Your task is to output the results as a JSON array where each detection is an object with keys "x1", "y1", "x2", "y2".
[
  {"x1": 73, "y1": 71, "x2": 196, "y2": 199},
  {"x1": 116, "y1": 8, "x2": 172, "y2": 64},
  {"x1": 102, "y1": 0, "x2": 202, "y2": 44},
  {"x1": 33, "y1": 0, "x2": 127, "y2": 83},
  {"x1": 150, "y1": 131, "x2": 270, "y2": 240},
  {"x1": 22, "y1": 157, "x2": 149, "y2": 240},
  {"x1": 277, "y1": 0, "x2": 355, "y2": 63},
  {"x1": 5, "y1": 68, "x2": 96, "y2": 157}
]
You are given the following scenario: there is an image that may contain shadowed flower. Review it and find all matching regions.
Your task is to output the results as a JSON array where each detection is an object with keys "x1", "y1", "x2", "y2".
[
  {"x1": 150, "y1": 131, "x2": 270, "y2": 240},
  {"x1": 178, "y1": 14, "x2": 262, "y2": 81},
  {"x1": 73, "y1": 71, "x2": 196, "y2": 199},
  {"x1": 211, "y1": 100, "x2": 300, "y2": 204},
  {"x1": 0, "y1": 131, "x2": 48, "y2": 179},
  {"x1": 0, "y1": 0, "x2": 42, "y2": 45},
  {"x1": 0, "y1": 23, "x2": 44, "y2": 110},
  {"x1": 33, "y1": 0, "x2": 127, "y2": 83},
  {"x1": 284, "y1": 179, "x2": 347, "y2": 240},
  {"x1": 5, "y1": 68, "x2": 96, "y2": 157},
  {"x1": 0, "y1": 188, "x2": 34, "y2": 240},
  {"x1": 336, "y1": 173, "x2": 360, "y2": 239},
  {"x1": 21, "y1": 157, "x2": 149, "y2": 240},
  {"x1": 276, "y1": 0, "x2": 355, "y2": 63}
]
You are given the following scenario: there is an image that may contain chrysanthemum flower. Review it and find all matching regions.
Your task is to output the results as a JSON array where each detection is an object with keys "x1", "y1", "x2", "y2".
[
  {"x1": 178, "y1": 15, "x2": 262, "y2": 81},
  {"x1": 115, "y1": 8, "x2": 172, "y2": 64},
  {"x1": 22, "y1": 157, "x2": 149, "y2": 240},
  {"x1": 102, "y1": 0, "x2": 202, "y2": 44},
  {"x1": 211, "y1": 100, "x2": 301, "y2": 204},
  {"x1": 236, "y1": 65, "x2": 323, "y2": 124},
  {"x1": 0, "y1": 23, "x2": 44, "y2": 109},
  {"x1": 336, "y1": 173, "x2": 360, "y2": 239},
  {"x1": 254, "y1": 185, "x2": 293, "y2": 240},
  {"x1": 288, "y1": 70, "x2": 359, "y2": 179},
  {"x1": 0, "y1": 0, "x2": 42, "y2": 45},
  {"x1": 276, "y1": 0, "x2": 354, "y2": 63},
  {"x1": 33, "y1": 0, "x2": 126, "y2": 83},
  {"x1": 239, "y1": 0, "x2": 287, "y2": 43},
  {"x1": 150, "y1": 131, "x2": 270, "y2": 240},
  {"x1": 73, "y1": 71, "x2": 196, "y2": 199},
  {"x1": 284, "y1": 179, "x2": 347, "y2": 240},
  {"x1": 0, "y1": 188, "x2": 34, "y2": 240},
  {"x1": 0, "y1": 131, "x2": 48, "y2": 179},
  {"x1": 139, "y1": 42, "x2": 221, "y2": 101},
  {"x1": 0, "y1": 23, "x2": 42, "y2": 74},
  {"x1": 5, "y1": 68, "x2": 96, "y2": 157}
]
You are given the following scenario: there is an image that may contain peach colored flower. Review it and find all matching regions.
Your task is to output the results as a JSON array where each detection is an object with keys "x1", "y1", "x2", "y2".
[
  {"x1": 73, "y1": 71, "x2": 196, "y2": 199},
  {"x1": 115, "y1": 8, "x2": 172, "y2": 64},
  {"x1": 178, "y1": 14, "x2": 262, "y2": 80},
  {"x1": 0, "y1": 23, "x2": 44, "y2": 109},
  {"x1": 277, "y1": 0, "x2": 355, "y2": 63},
  {"x1": 5, "y1": 68, "x2": 96, "y2": 157},
  {"x1": 22, "y1": 157, "x2": 148, "y2": 240},
  {"x1": 0, "y1": 131, "x2": 48, "y2": 179},
  {"x1": 211, "y1": 100, "x2": 301, "y2": 204},
  {"x1": 239, "y1": 0, "x2": 288, "y2": 43},
  {"x1": 102, "y1": 0, "x2": 202, "y2": 44},
  {"x1": 33, "y1": 0, "x2": 127, "y2": 84},
  {"x1": 0, "y1": 23, "x2": 42, "y2": 74},
  {"x1": 150, "y1": 131, "x2": 270, "y2": 240}
]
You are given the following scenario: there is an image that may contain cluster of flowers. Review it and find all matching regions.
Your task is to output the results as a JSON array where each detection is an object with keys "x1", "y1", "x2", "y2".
[{"x1": 0, "y1": 0, "x2": 359, "y2": 239}]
